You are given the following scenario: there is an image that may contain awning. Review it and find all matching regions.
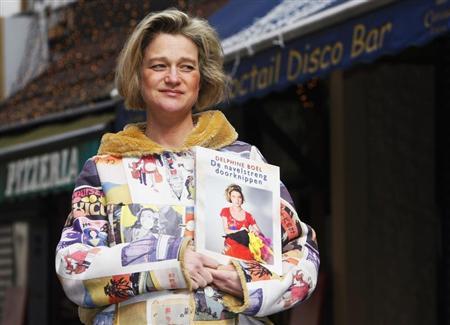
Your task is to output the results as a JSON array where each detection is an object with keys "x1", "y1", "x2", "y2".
[
  {"x1": 0, "y1": 112, "x2": 114, "y2": 153},
  {"x1": 209, "y1": 0, "x2": 450, "y2": 103}
]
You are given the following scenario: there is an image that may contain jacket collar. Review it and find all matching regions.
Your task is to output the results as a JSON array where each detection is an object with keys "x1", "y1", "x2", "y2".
[{"x1": 97, "y1": 110, "x2": 238, "y2": 156}]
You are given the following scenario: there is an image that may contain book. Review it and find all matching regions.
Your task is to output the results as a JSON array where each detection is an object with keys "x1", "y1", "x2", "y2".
[{"x1": 195, "y1": 146, "x2": 282, "y2": 275}]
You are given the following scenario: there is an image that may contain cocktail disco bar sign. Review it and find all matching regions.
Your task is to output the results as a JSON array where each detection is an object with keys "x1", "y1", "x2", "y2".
[{"x1": 225, "y1": 0, "x2": 450, "y2": 103}]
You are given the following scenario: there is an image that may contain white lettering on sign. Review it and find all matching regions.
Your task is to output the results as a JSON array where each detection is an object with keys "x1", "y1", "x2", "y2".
[{"x1": 4, "y1": 147, "x2": 79, "y2": 197}]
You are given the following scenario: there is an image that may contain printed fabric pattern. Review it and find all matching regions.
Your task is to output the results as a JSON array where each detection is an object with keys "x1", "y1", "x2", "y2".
[{"x1": 54, "y1": 110, "x2": 320, "y2": 325}]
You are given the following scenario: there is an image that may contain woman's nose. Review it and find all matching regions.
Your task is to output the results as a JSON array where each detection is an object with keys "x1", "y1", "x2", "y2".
[{"x1": 165, "y1": 67, "x2": 181, "y2": 85}]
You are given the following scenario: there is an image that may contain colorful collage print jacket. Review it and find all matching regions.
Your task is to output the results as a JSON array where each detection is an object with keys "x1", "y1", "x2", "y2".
[{"x1": 55, "y1": 110, "x2": 320, "y2": 325}]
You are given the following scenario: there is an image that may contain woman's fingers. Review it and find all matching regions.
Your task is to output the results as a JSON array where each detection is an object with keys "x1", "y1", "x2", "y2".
[
  {"x1": 209, "y1": 268, "x2": 244, "y2": 298},
  {"x1": 185, "y1": 247, "x2": 218, "y2": 269},
  {"x1": 209, "y1": 268, "x2": 229, "y2": 282},
  {"x1": 190, "y1": 268, "x2": 212, "y2": 288},
  {"x1": 190, "y1": 278, "x2": 199, "y2": 290},
  {"x1": 191, "y1": 273, "x2": 207, "y2": 288},
  {"x1": 184, "y1": 247, "x2": 217, "y2": 288},
  {"x1": 209, "y1": 268, "x2": 220, "y2": 278},
  {"x1": 198, "y1": 268, "x2": 213, "y2": 284},
  {"x1": 217, "y1": 264, "x2": 235, "y2": 271},
  {"x1": 199, "y1": 254, "x2": 220, "y2": 269}
]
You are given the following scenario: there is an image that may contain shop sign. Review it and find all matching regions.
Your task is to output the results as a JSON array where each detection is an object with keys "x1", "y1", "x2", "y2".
[
  {"x1": 4, "y1": 147, "x2": 79, "y2": 198},
  {"x1": 225, "y1": 0, "x2": 450, "y2": 103},
  {"x1": 0, "y1": 140, "x2": 99, "y2": 202}
]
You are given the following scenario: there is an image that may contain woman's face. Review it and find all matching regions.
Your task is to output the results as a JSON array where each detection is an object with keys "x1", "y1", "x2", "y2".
[
  {"x1": 230, "y1": 190, "x2": 243, "y2": 207},
  {"x1": 140, "y1": 33, "x2": 200, "y2": 115},
  {"x1": 140, "y1": 210, "x2": 157, "y2": 229}
]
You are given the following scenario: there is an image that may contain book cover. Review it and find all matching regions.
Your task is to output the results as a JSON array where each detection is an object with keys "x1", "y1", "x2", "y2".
[{"x1": 195, "y1": 146, "x2": 282, "y2": 275}]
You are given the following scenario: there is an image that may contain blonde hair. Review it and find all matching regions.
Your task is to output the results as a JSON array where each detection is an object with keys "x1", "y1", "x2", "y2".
[
  {"x1": 115, "y1": 9, "x2": 227, "y2": 111},
  {"x1": 225, "y1": 184, "x2": 245, "y2": 203}
]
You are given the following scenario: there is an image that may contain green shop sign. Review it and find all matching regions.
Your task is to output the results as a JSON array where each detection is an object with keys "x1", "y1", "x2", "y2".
[{"x1": 0, "y1": 140, "x2": 99, "y2": 202}]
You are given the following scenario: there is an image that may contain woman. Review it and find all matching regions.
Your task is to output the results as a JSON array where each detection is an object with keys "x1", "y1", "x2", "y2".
[
  {"x1": 220, "y1": 184, "x2": 272, "y2": 263},
  {"x1": 127, "y1": 207, "x2": 160, "y2": 241},
  {"x1": 55, "y1": 9, "x2": 319, "y2": 324}
]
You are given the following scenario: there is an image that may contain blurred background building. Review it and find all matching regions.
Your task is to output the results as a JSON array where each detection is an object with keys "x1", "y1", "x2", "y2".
[{"x1": 0, "y1": 0, "x2": 448, "y2": 324}]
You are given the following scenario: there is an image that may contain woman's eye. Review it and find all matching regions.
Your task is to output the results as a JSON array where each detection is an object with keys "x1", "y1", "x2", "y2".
[
  {"x1": 180, "y1": 65, "x2": 195, "y2": 72},
  {"x1": 151, "y1": 64, "x2": 166, "y2": 71}
]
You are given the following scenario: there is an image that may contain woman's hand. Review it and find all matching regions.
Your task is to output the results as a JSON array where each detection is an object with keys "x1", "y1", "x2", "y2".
[
  {"x1": 209, "y1": 264, "x2": 244, "y2": 298},
  {"x1": 184, "y1": 246, "x2": 219, "y2": 290}
]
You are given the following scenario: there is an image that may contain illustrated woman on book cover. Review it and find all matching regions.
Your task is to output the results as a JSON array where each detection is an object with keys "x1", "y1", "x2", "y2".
[{"x1": 220, "y1": 184, "x2": 273, "y2": 264}]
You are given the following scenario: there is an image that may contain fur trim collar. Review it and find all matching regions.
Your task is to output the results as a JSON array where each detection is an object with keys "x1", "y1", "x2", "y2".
[{"x1": 97, "y1": 110, "x2": 238, "y2": 156}]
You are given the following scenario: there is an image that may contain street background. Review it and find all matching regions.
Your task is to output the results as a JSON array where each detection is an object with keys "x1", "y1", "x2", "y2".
[{"x1": 0, "y1": 0, "x2": 448, "y2": 324}]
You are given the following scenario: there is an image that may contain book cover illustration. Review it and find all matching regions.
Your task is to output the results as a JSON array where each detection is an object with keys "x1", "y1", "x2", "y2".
[{"x1": 195, "y1": 146, "x2": 282, "y2": 275}]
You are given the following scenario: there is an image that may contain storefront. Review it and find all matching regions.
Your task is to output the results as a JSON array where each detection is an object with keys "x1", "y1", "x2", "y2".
[
  {"x1": 209, "y1": 0, "x2": 450, "y2": 324},
  {"x1": 0, "y1": 115, "x2": 112, "y2": 324}
]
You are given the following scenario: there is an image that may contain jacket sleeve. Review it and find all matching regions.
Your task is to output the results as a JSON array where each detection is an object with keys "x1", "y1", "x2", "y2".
[
  {"x1": 223, "y1": 146, "x2": 320, "y2": 317},
  {"x1": 55, "y1": 158, "x2": 192, "y2": 308}
]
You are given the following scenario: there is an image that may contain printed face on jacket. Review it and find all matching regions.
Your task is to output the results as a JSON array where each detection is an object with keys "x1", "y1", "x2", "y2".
[
  {"x1": 139, "y1": 209, "x2": 158, "y2": 230},
  {"x1": 140, "y1": 33, "x2": 200, "y2": 115}
]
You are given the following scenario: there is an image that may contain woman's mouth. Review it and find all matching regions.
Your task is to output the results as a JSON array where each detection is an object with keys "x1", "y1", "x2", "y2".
[{"x1": 160, "y1": 89, "x2": 183, "y2": 96}]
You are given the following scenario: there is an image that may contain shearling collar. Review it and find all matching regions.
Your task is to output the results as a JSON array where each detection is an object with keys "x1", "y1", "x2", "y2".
[{"x1": 97, "y1": 110, "x2": 238, "y2": 156}]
